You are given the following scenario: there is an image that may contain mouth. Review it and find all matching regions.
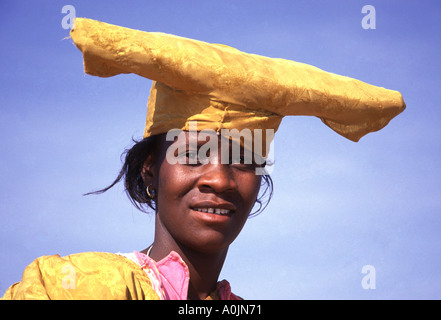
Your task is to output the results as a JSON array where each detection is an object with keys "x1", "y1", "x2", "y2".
[
  {"x1": 190, "y1": 200, "x2": 236, "y2": 217},
  {"x1": 192, "y1": 207, "x2": 232, "y2": 216}
]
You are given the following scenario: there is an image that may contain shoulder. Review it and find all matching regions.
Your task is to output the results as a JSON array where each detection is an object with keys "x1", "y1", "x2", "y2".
[{"x1": 2, "y1": 252, "x2": 159, "y2": 300}]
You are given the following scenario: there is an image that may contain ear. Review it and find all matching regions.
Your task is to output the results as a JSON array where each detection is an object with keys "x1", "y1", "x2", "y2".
[{"x1": 141, "y1": 154, "x2": 156, "y2": 187}]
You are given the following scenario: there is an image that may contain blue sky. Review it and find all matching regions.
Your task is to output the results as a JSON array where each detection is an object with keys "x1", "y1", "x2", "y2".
[{"x1": 1, "y1": 0, "x2": 440, "y2": 299}]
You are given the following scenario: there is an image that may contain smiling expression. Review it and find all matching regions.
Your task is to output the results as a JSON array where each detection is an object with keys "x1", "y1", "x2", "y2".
[{"x1": 143, "y1": 131, "x2": 262, "y2": 254}]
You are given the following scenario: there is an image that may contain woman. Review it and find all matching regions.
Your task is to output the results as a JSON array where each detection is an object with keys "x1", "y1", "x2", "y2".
[
  {"x1": 106, "y1": 130, "x2": 272, "y2": 300},
  {"x1": 1, "y1": 18, "x2": 404, "y2": 300}
]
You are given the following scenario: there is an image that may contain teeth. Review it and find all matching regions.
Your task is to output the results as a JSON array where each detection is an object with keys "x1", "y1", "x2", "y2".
[{"x1": 194, "y1": 208, "x2": 231, "y2": 215}]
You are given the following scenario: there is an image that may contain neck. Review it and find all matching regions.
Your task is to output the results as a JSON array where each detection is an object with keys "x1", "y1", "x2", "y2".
[{"x1": 145, "y1": 217, "x2": 228, "y2": 300}]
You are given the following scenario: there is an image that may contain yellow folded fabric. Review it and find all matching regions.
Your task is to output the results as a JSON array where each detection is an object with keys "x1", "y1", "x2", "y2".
[
  {"x1": 1, "y1": 252, "x2": 160, "y2": 300},
  {"x1": 70, "y1": 17, "x2": 405, "y2": 148}
]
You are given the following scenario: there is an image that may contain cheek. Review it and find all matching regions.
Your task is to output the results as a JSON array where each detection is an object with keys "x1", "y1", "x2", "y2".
[
  {"x1": 238, "y1": 173, "x2": 262, "y2": 209},
  {"x1": 157, "y1": 164, "x2": 193, "y2": 202},
  {"x1": 155, "y1": 164, "x2": 196, "y2": 239}
]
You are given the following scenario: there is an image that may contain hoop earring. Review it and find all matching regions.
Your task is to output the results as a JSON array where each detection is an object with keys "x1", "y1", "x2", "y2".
[{"x1": 146, "y1": 185, "x2": 156, "y2": 199}]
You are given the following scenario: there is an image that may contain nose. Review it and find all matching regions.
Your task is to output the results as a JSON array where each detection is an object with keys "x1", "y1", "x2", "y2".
[{"x1": 196, "y1": 163, "x2": 238, "y2": 194}]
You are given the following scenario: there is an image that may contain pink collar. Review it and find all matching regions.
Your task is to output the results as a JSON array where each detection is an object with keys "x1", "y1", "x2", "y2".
[{"x1": 133, "y1": 250, "x2": 240, "y2": 300}]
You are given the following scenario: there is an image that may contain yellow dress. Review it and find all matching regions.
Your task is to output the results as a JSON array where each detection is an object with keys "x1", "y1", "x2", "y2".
[
  {"x1": 1, "y1": 251, "x2": 236, "y2": 300},
  {"x1": 1, "y1": 252, "x2": 160, "y2": 300}
]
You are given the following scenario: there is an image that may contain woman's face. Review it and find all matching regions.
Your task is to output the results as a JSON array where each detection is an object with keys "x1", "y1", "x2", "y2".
[{"x1": 146, "y1": 131, "x2": 262, "y2": 254}]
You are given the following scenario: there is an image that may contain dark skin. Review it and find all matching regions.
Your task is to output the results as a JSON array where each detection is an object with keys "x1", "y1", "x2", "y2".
[{"x1": 140, "y1": 131, "x2": 262, "y2": 300}]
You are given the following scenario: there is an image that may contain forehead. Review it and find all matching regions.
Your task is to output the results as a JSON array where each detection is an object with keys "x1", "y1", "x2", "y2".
[
  {"x1": 164, "y1": 130, "x2": 253, "y2": 151},
  {"x1": 169, "y1": 130, "x2": 222, "y2": 144}
]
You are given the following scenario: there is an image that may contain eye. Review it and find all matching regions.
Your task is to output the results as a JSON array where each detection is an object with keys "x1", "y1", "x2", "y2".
[
  {"x1": 230, "y1": 152, "x2": 267, "y2": 172},
  {"x1": 230, "y1": 151, "x2": 252, "y2": 164},
  {"x1": 229, "y1": 155, "x2": 251, "y2": 171},
  {"x1": 175, "y1": 149, "x2": 197, "y2": 164},
  {"x1": 186, "y1": 150, "x2": 198, "y2": 160},
  {"x1": 182, "y1": 149, "x2": 209, "y2": 165},
  {"x1": 184, "y1": 150, "x2": 202, "y2": 165}
]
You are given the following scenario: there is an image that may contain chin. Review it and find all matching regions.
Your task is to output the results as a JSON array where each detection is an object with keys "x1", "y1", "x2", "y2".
[{"x1": 182, "y1": 231, "x2": 236, "y2": 255}]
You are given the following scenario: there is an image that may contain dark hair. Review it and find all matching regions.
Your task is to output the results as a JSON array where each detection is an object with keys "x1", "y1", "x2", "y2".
[{"x1": 87, "y1": 136, "x2": 273, "y2": 217}]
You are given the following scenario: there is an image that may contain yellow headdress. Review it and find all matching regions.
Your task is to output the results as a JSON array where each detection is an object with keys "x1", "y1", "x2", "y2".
[{"x1": 70, "y1": 18, "x2": 405, "y2": 153}]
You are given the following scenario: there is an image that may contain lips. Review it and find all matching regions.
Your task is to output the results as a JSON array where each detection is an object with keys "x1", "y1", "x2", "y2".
[
  {"x1": 193, "y1": 207, "x2": 232, "y2": 215},
  {"x1": 191, "y1": 200, "x2": 236, "y2": 216}
]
